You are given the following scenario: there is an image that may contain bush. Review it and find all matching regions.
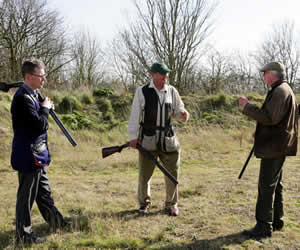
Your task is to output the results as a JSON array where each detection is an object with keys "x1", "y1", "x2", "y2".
[
  {"x1": 96, "y1": 98, "x2": 113, "y2": 114},
  {"x1": 103, "y1": 111, "x2": 114, "y2": 122},
  {"x1": 246, "y1": 92, "x2": 264, "y2": 102},
  {"x1": 57, "y1": 95, "x2": 83, "y2": 113},
  {"x1": 81, "y1": 94, "x2": 94, "y2": 104},
  {"x1": 0, "y1": 93, "x2": 12, "y2": 102},
  {"x1": 93, "y1": 88, "x2": 114, "y2": 98},
  {"x1": 61, "y1": 112, "x2": 93, "y2": 130},
  {"x1": 200, "y1": 92, "x2": 233, "y2": 112}
]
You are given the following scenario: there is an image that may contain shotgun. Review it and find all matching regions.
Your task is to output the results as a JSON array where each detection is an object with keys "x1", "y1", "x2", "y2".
[
  {"x1": 102, "y1": 142, "x2": 178, "y2": 185},
  {"x1": 0, "y1": 81, "x2": 77, "y2": 147}
]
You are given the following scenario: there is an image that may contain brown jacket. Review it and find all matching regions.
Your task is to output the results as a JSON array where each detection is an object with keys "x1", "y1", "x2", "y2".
[{"x1": 243, "y1": 81, "x2": 298, "y2": 159}]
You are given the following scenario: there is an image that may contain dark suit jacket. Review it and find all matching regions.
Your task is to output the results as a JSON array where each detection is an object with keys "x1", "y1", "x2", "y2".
[{"x1": 11, "y1": 83, "x2": 51, "y2": 172}]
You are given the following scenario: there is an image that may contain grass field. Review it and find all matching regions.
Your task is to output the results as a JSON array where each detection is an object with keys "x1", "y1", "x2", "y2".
[{"x1": 0, "y1": 123, "x2": 300, "y2": 249}]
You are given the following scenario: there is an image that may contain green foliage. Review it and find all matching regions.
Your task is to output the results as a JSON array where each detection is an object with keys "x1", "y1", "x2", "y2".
[
  {"x1": 246, "y1": 92, "x2": 264, "y2": 102},
  {"x1": 93, "y1": 87, "x2": 114, "y2": 98},
  {"x1": 61, "y1": 112, "x2": 93, "y2": 130},
  {"x1": 103, "y1": 111, "x2": 114, "y2": 122},
  {"x1": 57, "y1": 95, "x2": 83, "y2": 113},
  {"x1": 202, "y1": 112, "x2": 219, "y2": 123},
  {"x1": 81, "y1": 93, "x2": 94, "y2": 104},
  {"x1": 0, "y1": 93, "x2": 11, "y2": 102},
  {"x1": 110, "y1": 93, "x2": 133, "y2": 120},
  {"x1": 204, "y1": 92, "x2": 234, "y2": 110},
  {"x1": 95, "y1": 98, "x2": 113, "y2": 114}
]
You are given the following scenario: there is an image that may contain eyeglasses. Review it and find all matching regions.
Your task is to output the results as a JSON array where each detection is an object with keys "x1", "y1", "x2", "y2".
[{"x1": 30, "y1": 73, "x2": 46, "y2": 78}]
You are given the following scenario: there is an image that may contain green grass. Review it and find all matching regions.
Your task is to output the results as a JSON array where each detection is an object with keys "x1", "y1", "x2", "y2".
[
  {"x1": 1, "y1": 91, "x2": 300, "y2": 249},
  {"x1": 0, "y1": 125, "x2": 300, "y2": 249}
]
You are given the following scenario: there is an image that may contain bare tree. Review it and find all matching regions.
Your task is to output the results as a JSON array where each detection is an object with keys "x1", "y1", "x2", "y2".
[
  {"x1": 116, "y1": 0, "x2": 218, "y2": 92},
  {"x1": 0, "y1": 0, "x2": 68, "y2": 82},
  {"x1": 254, "y1": 20, "x2": 300, "y2": 90},
  {"x1": 69, "y1": 30, "x2": 105, "y2": 89}
]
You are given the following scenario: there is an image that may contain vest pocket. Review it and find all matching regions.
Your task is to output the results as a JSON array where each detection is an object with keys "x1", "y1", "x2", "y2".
[
  {"x1": 142, "y1": 135, "x2": 157, "y2": 151},
  {"x1": 165, "y1": 135, "x2": 180, "y2": 152}
]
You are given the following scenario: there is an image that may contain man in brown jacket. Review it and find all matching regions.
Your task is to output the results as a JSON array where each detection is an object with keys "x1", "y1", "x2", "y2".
[{"x1": 238, "y1": 61, "x2": 298, "y2": 238}]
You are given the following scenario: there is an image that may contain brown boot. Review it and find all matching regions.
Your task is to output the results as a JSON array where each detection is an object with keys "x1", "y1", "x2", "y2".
[{"x1": 165, "y1": 206, "x2": 179, "y2": 216}]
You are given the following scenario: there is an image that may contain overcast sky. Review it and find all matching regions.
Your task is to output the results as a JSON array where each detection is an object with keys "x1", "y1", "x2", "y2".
[{"x1": 49, "y1": 0, "x2": 300, "y2": 52}]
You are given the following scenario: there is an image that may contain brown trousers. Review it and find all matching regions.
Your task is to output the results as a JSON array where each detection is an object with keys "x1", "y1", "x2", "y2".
[{"x1": 138, "y1": 150, "x2": 180, "y2": 208}]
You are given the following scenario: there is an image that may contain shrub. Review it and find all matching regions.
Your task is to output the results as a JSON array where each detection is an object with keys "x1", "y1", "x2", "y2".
[
  {"x1": 93, "y1": 88, "x2": 114, "y2": 98},
  {"x1": 95, "y1": 98, "x2": 113, "y2": 114},
  {"x1": 81, "y1": 94, "x2": 94, "y2": 104},
  {"x1": 57, "y1": 95, "x2": 83, "y2": 114},
  {"x1": 0, "y1": 93, "x2": 12, "y2": 102},
  {"x1": 61, "y1": 112, "x2": 93, "y2": 130},
  {"x1": 246, "y1": 92, "x2": 264, "y2": 102},
  {"x1": 103, "y1": 111, "x2": 114, "y2": 122}
]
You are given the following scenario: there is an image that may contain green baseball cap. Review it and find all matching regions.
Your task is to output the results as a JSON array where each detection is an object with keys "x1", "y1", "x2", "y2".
[
  {"x1": 260, "y1": 61, "x2": 285, "y2": 73},
  {"x1": 150, "y1": 62, "x2": 171, "y2": 74}
]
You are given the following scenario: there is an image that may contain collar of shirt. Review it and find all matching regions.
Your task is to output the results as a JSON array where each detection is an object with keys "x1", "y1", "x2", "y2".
[{"x1": 149, "y1": 81, "x2": 168, "y2": 93}]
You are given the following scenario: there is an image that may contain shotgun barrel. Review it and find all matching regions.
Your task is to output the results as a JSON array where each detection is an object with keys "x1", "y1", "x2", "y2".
[
  {"x1": 0, "y1": 81, "x2": 23, "y2": 92},
  {"x1": 37, "y1": 90, "x2": 77, "y2": 147},
  {"x1": 238, "y1": 146, "x2": 254, "y2": 179}
]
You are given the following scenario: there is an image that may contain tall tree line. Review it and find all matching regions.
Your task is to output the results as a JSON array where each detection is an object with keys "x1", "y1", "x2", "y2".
[{"x1": 1, "y1": 0, "x2": 300, "y2": 93}]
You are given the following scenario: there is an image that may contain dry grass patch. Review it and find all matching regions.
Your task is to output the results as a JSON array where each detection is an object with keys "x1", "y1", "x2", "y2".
[{"x1": 0, "y1": 125, "x2": 300, "y2": 249}]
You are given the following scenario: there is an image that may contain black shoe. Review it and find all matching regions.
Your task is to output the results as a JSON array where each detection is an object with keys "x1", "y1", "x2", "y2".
[
  {"x1": 273, "y1": 219, "x2": 284, "y2": 231},
  {"x1": 242, "y1": 224, "x2": 272, "y2": 239},
  {"x1": 17, "y1": 232, "x2": 46, "y2": 244}
]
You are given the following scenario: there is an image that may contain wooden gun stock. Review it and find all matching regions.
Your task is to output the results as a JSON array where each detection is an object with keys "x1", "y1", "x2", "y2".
[{"x1": 102, "y1": 142, "x2": 130, "y2": 158}]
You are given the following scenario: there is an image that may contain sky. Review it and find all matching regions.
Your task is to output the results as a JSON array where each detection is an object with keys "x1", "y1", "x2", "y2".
[{"x1": 49, "y1": 0, "x2": 300, "y2": 52}]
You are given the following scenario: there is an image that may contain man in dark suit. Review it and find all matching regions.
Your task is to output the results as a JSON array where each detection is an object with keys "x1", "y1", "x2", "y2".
[{"x1": 11, "y1": 59, "x2": 70, "y2": 244}]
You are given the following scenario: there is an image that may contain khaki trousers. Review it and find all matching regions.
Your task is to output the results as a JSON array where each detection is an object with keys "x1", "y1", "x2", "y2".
[{"x1": 138, "y1": 150, "x2": 180, "y2": 208}]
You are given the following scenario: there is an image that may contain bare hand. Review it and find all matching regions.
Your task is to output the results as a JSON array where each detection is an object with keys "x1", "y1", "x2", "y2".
[
  {"x1": 181, "y1": 111, "x2": 189, "y2": 122},
  {"x1": 238, "y1": 96, "x2": 248, "y2": 108},
  {"x1": 129, "y1": 139, "x2": 140, "y2": 148},
  {"x1": 41, "y1": 97, "x2": 54, "y2": 110}
]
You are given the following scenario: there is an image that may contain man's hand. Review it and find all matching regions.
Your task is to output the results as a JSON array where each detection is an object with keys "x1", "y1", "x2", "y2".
[
  {"x1": 130, "y1": 139, "x2": 140, "y2": 148},
  {"x1": 238, "y1": 96, "x2": 248, "y2": 108},
  {"x1": 181, "y1": 111, "x2": 189, "y2": 122},
  {"x1": 41, "y1": 97, "x2": 54, "y2": 110}
]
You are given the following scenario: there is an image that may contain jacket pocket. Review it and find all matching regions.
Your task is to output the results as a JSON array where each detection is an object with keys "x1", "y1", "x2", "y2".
[
  {"x1": 31, "y1": 137, "x2": 51, "y2": 167},
  {"x1": 165, "y1": 135, "x2": 180, "y2": 152},
  {"x1": 142, "y1": 135, "x2": 157, "y2": 151}
]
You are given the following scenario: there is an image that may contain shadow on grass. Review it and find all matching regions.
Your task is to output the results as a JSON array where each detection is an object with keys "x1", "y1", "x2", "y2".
[
  {"x1": 155, "y1": 232, "x2": 250, "y2": 249},
  {"x1": 0, "y1": 215, "x2": 87, "y2": 249},
  {"x1": 112, "y1": 209, "x2": 167, "y2": 220}
]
